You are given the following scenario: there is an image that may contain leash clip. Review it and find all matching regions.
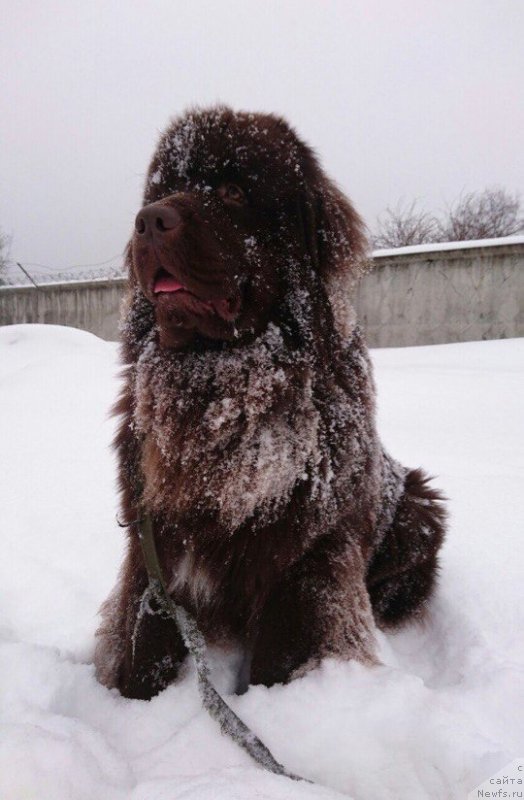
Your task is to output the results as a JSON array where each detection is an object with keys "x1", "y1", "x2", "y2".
[{"x1": 115, "y1": 513, "x2": 144, "y2": 529}]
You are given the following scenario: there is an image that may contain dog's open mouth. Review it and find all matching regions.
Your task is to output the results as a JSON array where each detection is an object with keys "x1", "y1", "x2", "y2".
[
  {"x1": 152, "y1": 268, "x2": 240, "y2": 322},
  {"x1": 153, "y1": 268, "x2": 210, "y2": 304},
  {"x1": 153, "y1": 270, "x2": 187, "y2": 295}
]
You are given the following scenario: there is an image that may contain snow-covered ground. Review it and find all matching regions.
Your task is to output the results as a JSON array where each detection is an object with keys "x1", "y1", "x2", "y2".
[{"x1": 1, "y1": 324, "x2": 523, "y2": 800}]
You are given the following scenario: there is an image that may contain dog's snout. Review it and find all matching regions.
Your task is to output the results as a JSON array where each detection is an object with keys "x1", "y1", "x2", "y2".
[{"x1": 135, "y1": 203, "x2": 182, "y2": 236}]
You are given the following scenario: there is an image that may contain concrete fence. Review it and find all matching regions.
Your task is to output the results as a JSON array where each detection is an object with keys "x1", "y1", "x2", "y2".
[
  {"x1": 1, "y1": 238, "x2": 523, "y2": 348},
  {"x1": 0, "y1": 278, "x2": 124, "y2": 343},
  {"x1": 355, "y1": 237, "x2": 524, "y2": 347}
]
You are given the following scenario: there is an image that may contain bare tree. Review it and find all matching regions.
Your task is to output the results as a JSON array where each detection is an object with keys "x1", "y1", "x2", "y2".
[
  {"x1": 372, "y1": 200, "x2": 440, "y2": 249},
  {"x1": 0, "y1": 229, "x2": 11, "y2": 285},
  {"x1": 439, "y1": 187, "x2": 524, "y2": 242}
]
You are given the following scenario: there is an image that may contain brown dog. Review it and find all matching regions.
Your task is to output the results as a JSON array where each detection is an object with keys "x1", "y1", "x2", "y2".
[{"x1": 95, "y1": 106, "x2": 446, "y2": 700}]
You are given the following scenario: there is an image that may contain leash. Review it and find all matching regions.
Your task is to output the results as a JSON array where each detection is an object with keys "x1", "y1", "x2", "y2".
[{"x1": 133, "y1": 511, "x2": 308, "y2": 783}]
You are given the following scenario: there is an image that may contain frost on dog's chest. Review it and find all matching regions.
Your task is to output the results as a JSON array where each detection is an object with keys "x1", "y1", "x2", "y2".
[
  {"x1": 134, "y1": 324, "x2": 324, "y2": 529},
  {"x1": 168, "y1": 551, "x2": 215, "y2": 607}
]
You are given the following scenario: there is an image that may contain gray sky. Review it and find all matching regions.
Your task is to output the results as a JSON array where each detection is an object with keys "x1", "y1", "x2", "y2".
[{"x1": 1, "y1": 0, "x2": 523, "y2": 273}]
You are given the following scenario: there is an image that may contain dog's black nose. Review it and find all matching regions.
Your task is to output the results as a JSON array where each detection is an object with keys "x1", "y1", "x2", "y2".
[{"x1": 135, "y1": 203, "x2": 182, "y2": 236}]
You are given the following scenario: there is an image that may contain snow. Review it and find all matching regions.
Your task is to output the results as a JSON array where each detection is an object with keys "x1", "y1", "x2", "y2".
[
  {"x1": 1, "y1": 323, "x2": 523, "y2": 800},
  {"x1": 372, "y1": 233, "x2": 524, "y2": 258}
]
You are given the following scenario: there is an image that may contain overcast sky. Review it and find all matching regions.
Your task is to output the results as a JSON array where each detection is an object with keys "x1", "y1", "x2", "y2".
[{"x1": 1, "y1": 0, "x2": 523, "y2": 274}]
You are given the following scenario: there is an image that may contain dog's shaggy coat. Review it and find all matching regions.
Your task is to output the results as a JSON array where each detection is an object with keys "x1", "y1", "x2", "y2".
[{"x1": 95, "y1": 106, "x2": 446, "y2": 699}]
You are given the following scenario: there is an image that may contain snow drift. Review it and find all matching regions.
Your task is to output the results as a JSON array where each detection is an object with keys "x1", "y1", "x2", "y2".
[{"x1": 0, "y1": 324, "x2": 522, "y2": 799}]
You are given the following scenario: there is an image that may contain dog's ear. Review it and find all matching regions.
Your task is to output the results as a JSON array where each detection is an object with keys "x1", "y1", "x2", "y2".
[
  {"x1": 313, "y1": 179, "x2": 369, "y2": 279},
  {"x1": 298, "y1": 178, "x2": 370, "y2": 341}
]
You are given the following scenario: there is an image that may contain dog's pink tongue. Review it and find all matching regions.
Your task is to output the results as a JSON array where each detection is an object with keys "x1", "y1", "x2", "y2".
[{"x1": 154, "y1": 275, "x2": 185, "y2": 294}]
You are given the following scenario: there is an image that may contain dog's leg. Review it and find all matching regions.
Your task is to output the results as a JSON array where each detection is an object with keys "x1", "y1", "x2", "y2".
[
  {"x1": 95, "y1": 538, "x2": 187, "y2": 700},
  {"x1": 250, "y1": 536, "x2": 378, "y2": 687},
  {"x1": 366, "y1": 468, "x2": 446, "y2": 628}
]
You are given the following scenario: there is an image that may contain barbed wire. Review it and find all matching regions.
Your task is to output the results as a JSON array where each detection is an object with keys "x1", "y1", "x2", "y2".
[
  {"x1": 21, "y1": 253, "x2": 125, "y2": 270},
  {"x1": 0, "y1": 257, "x2": 127, "y2": 287}
]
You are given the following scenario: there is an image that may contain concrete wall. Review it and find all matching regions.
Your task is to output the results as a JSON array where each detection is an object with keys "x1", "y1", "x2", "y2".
[
  {"x1": 356, "y1": 240, "x2": 523, "y2": 347},
  {"x1": 0, "y1": 279, "x2": 125, "y2": 342},
  {"x1": 1, "y1": 240, "x2": 523, "y2": 347}
]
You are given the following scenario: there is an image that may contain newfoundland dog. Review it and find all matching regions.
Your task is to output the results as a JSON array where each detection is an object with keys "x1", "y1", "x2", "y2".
[{"x1": 95, "y1": 106, "x2": 446, "y2": 700}]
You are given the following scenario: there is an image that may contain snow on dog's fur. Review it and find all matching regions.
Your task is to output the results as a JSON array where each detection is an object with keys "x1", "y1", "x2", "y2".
[{"x1": 95, "y1": 106, "x2": 446, "y2": 699}]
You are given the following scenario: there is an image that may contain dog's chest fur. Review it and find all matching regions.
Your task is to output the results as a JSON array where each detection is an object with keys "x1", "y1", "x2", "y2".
[{"x1": 132, "y1": 322, "x2": 336, "y2": 532}]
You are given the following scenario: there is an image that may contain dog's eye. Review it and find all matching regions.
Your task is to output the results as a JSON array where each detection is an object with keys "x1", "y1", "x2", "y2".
[{"x1": 218, "y1": 183, "x2": 246, "y2": 206}]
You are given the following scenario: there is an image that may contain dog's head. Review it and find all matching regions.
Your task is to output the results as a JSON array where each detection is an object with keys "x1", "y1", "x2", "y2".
[{"x1": 129, "y1": 106, "x2": 368, "y2": 349}]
